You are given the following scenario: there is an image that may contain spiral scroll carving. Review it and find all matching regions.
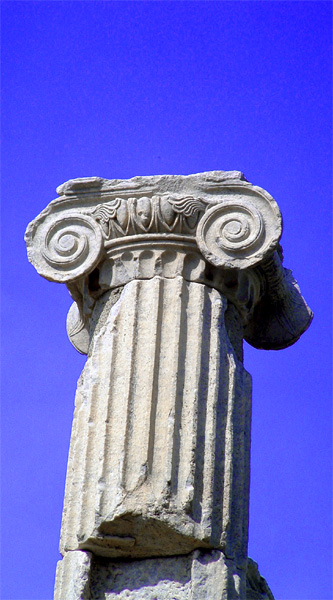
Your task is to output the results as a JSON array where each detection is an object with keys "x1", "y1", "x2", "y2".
[
  {"x1": 30, "y1": 213, "x2": 103, "y2": 283},
  {"x1": 196, "y1": 193, "x2": 282, "y2": 270}
]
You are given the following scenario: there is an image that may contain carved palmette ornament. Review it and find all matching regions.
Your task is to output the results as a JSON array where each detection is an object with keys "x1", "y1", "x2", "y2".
[
  {"x1": 92, "y1": 195, "x2": 206, "y2": 237},
  {"x1": 25, "y1": 212, "x2": 104, "y2": 283},
  {"x1": 196, "y1": 187, "x2": 282, "y2": 270}
]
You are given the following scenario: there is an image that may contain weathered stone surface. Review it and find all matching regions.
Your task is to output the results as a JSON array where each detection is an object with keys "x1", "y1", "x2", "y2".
[
  {"x1": 244, "y1": 250, "x2": 313, "y2": 349},
  {"x1": 54, "y1": 550, "x2": 273, "y2": 600},
  {"x1": 90, "y1": 552, "x2": 192, "y2": 600},
  {"x1": 195, "y1": 190, "x2": 281, "y2": 270},
  {"x1": 54, "y1": 550, "x2": 92, "y2": 600},
  {"x1": 246, "y1": 559, "x2": 274, "y2": 600},
  {"x1": 60, "y1": 277, "x2": 252, "y2": 566}
]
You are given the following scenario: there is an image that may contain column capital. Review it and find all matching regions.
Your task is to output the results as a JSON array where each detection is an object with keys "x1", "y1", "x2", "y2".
[{"x1": 25, "y1": 171, "x2": 312, "y2": 351}]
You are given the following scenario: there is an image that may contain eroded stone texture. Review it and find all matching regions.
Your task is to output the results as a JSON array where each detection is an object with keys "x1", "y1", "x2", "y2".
[
  {"x1": 54, "y1": 550, "x2": 92, "y2": 600},
  {"x1": 60, "y1": 277, "x2": 252, "y2": 568},
  {"x1": 54, "y1": 550, "x2": 273, "y2": 600},
  {"x1": 90, "y1": 552, "x2": 192, "y2": 600},
  {"x1": 25, "y1": 172, "x2": 312, "y2": 600},
  {"x1": 246, "y1": 559, "x2": 274, "y2": 600}
]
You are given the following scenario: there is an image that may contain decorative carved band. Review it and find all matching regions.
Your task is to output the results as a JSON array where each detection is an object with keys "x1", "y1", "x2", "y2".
[
  {"x1": 25, "y1": 184, "x2": 282, "y2": 284},
  {"x1": 92, "y1": 195, "x2": 205, "y2": 238},
  {"x1": 66, "y1": 241, "x2": 263, "y2": 355}
]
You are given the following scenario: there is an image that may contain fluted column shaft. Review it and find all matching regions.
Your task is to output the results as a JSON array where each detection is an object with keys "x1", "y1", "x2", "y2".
[{"x1": 60, "y1": 275, "x2": 251, "y2": 575}]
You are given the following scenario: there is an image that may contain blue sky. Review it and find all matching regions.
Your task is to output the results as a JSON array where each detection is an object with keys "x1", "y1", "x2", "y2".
[{"x1": 1, "y1": 2, "x2": 332, "y2": 599}]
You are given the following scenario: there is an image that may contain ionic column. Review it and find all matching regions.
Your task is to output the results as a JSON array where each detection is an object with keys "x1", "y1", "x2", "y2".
[{"x1": 25, "y1": 171, "x2": 312, "y2": 600}]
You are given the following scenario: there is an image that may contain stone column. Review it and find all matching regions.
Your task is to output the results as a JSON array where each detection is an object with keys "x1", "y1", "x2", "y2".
[{"x1": 25, "y1": 171, "x2": 312, "y2": 600}]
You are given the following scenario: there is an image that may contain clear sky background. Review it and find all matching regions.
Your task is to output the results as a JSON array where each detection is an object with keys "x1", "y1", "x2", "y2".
[{"x1": 1, "y1": 2, "x2": 332, "y2": 599}]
